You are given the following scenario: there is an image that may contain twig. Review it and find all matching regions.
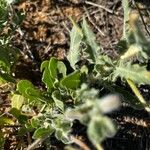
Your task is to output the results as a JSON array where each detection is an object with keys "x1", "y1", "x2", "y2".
[
  {"x1": 71, "y1": 136, "x2": 90, "y2": 150},
  {"x1": 134, "y1": 2, "x2": 150, "y2": 37},
  {"x1": 1, "y1": 125, "x2": 22, "y2": 128},
  {"x1": 25, "y1": 138, "x2": 46, "y2": 150},
  {"x1": 83, "y1": 6, "x2": 105, "y2": 36},
  {"x1": 85, "y1": 1, "x2": 118, "y2": 15}
]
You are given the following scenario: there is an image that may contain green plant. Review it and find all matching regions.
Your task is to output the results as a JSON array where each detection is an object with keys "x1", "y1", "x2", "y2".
[
  {"x1": 0, "y1": 0, "x2": 24, "y2": 84},
  {"x1": 67, "y1": 5, "x2": 150, "y2": 111},
  {"x1": 9, "y1": 0, "x2": 150, "y2": 149},
  {"x1": 10, "y1": 55, "x2": 119, "y2": 149}
]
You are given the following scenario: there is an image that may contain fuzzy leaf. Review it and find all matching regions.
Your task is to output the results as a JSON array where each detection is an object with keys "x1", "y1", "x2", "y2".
[
  {"x1": 113, "y1": 63, "x2": 150, "y2": 85},
  {"x1": 52, "y1": 90, "x2": 64, "y2": 111},
  {"x1": 120, "y1": 44, "x2": 142, "y2": 59},
  {"x1": 67, "y1": 24, "x2": 83, "y2": 69},
  {"x1": 55, "y1": 130, "x2": 71, "y2": 144},
  {"x1": 82, "y1": 18, "x2": 100, "y2": 62},
  {"x1": 87, "y1": 116, "x2": 116, "y2": 145},
  {"x1": 53, "y1": 117, "x2": 72, "y2": 144}
]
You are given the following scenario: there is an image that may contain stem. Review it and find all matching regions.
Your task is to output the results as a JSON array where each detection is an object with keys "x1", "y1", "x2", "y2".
[
  {"x1": 127, "y1": 79, "x2": 150, "y2": 113},
  {"x1": 95, "y1": 144, "x2": 103, "y2": 150},
  {"x1": 122, "y1": 0, "x2": 130, "y2": 38},
  {"x1": 26, "y1": 138, "x2": 46, "y2": 150},
  {"x1": 71, "y1": 136, "x2": 90, "y2": 150}
]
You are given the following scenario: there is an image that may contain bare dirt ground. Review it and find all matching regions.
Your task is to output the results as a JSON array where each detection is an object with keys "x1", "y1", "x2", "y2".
[{"x1": 1, "y1": 0, "x2": 150, "y2": 149}]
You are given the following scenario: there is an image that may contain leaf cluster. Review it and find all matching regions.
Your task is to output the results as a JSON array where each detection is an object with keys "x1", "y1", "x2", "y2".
[{"x1": 6, "y1": 0, "x2": 150, "y2": 149}]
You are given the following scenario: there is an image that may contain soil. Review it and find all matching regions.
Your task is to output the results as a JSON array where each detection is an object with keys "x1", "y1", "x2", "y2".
[{"x1": 1, "y1": 0, "x2": 150, "y2": 149}]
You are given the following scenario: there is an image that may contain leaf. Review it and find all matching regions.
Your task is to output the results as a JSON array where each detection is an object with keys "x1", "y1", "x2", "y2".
[
  {"x1": 9, "y1": 108, "x2": 28, "y2": 124},
  {"x1": 87, "y1": 116, "x2": 116, "y2": 145},
  {"x1": 55, "y1": 130, "x2": 71, "y2": 144},
  {"x1": 9, "y1": 108, "x2": 21, "y2": 118},
  {"x1": 57, "y1": 61, "x2": 67, "y2": 78},
  {"x1": 0, "y1": 72, "x2": 16, "y2": 83},
  {"x1": 42, "y1": 67, "x2": 54, "y2": 91},
  {"x1": 31, "y1": 118, "x2": 41, "y2": 128},
  {"x1": 33, "y1": 126, "x2": 54, "y2": 139},
  {"x1": 113, "y1": 63, "x2": 150, "y2": 85},
  {"x1": 40, "y1": 60, "x2": 49, "y2": 72},
  {"x1": 67, "y1": 23, "x2": 83, "y2": 69},
  {"x1": 25, "y1": 88, "x2": 45, "y2": 102},
  {"x1": 82, "y1": 17, "x2": 101, "y2": 63},
  {"x1": 49, "y1": 57, "x2": 58, "y2": 79},
  {"x1": 11, "y1": 94, "x2": 25, "y2": 109},
  {"x1": 53, "y1": 117, "x2": 72, "y2": 144},
  {"x1": 17, "y1": 80, "x2": 34, "y2": 97},
  {"x1": 0, "y1": 116, "x2": 14, "y2": 125},
  {"x1": 60, "y1": 71, "x2": 80, "y2": 90},
  {"x1": 41, "y1": 60, "x2": 55, "y2": 91},
  {"x1": 52, "y1": 90, "x2": 64, "y2": 111},
  {"x1": 0, "y1": 134, "x2": 5, "y2": 150},
  {"x1": 0, "y1": 46, "x2": 11, "y2": 69},
  {"x1": 120, "y1": 44, "x2": 142, "y2": 59},
  {"x1": 17, "y1": 80, "x2": 46, "y2": 102}
]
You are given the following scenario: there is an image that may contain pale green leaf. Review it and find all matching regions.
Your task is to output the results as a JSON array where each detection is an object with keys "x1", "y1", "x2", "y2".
[
  {"x1": 82, "y1": 18, "x2": 100, "y2": 63},
  {"x1": 87, "y1": 116, "x2": 116, "y2": 145},
  {"x1": 113, "y1": 63, "x2": 150, "y2": 85},
  {"x1": 55, "y1": 130, "x2": 71, "y2": 144},
  {"x1": 52, "y1": 90, "x2": 64, "y2": 111},
  {"x1": 11, "y1": 94, "x2": 25, "y2": 109},
  {"x1": 67, "y1": 24, "x2": 83, "y2": 69},
  {"x1": 120, "y1": 44, "x2": 142, "y2": 59}
]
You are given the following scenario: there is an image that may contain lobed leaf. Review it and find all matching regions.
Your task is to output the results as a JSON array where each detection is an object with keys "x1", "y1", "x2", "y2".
[
  {"x1": 82, "y1": 17, "x2": 101, "y2": 63},
  {"x1": 113, "y1": 63, "x2": 150, "y2": 85}
]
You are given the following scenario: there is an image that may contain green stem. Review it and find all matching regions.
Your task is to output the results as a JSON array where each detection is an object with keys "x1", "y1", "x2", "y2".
[
  {"x1": 127, "y1": 79, "x2": 150, "y2": 113},
  {"x1": 122, "y1": 0, "x2": 130, "y2": 38},
  {"x1": 95, "y1": 144, "x2": 103, "y2": 150}
]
